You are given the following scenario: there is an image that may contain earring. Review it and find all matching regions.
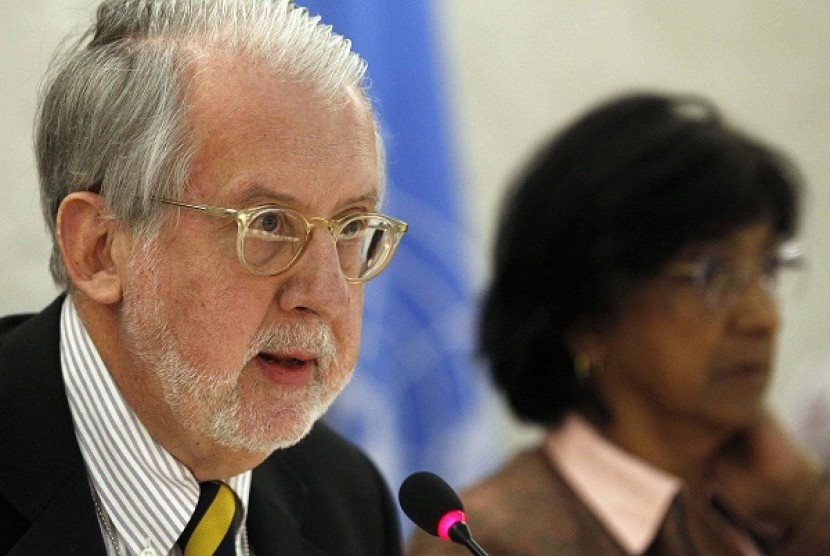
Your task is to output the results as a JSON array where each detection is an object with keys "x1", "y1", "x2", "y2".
[{"x1": 574, "y1": 353, "x2": 592, "y2": 382}]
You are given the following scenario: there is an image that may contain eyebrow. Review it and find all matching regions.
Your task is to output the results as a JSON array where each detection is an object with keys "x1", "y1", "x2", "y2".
[{"x1": 234, "y1": 183, "x2": 380, "y2": 212}]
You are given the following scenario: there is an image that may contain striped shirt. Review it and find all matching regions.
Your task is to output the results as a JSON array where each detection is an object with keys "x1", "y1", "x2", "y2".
[{"x1": 60, "y1": 297, "x2": 252, "y2": 556}]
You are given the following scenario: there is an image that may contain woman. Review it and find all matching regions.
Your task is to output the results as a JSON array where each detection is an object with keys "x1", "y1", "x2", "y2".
[{"x1": 406, "y1": 92, "x2": 829, "y2": 555}]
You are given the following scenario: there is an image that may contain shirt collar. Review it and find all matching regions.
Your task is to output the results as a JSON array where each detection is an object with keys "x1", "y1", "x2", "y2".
[
  {"x1": 544, "y1": 413, "x2": 681, "y2": 555},
  {"x1": 60, "y1": 297, "x2": 251, "y2": 554}
]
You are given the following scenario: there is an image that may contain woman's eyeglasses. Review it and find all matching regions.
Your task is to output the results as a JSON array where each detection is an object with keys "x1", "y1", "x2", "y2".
[{"x1": 664, "y1": 241, "x2": 805, "y2": 311}]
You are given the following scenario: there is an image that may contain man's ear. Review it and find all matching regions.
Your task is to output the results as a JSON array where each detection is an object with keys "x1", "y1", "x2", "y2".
[{"x1": 56, "y1": 191, "x2": 129, "y2": 305}]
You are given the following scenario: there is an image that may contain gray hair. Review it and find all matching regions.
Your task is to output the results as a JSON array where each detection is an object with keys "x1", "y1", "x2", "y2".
[{"x1": 36, "y1": 0, "x2": 382, "y2": 287}]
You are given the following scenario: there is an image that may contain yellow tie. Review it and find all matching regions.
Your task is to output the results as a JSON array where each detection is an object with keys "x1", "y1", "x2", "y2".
[{"x1": 178, "y1": 481, "x2": 241, "y2": 556}]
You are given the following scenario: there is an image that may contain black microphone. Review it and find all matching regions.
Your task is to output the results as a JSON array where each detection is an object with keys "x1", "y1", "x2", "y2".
[{"x1": 398, "y1": 471, "x2": 489, "y2": 556}]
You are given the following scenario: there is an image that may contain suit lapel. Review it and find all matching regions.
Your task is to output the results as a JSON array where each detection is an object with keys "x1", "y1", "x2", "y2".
[
  {"x1": 7, "y1": 468, "x2": 107, "y2": 556},
  {"x1": 0, "y1": 297, "x2": 106, "y2": 555},
  {"x1": 247, "y1": 455, "x2": 329, "y2": 556}
]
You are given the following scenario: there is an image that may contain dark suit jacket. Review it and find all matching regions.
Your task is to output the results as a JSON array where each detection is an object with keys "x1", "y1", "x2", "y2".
[{"x1": 0, "y1": 297, "x2": 402, "y2": 555}]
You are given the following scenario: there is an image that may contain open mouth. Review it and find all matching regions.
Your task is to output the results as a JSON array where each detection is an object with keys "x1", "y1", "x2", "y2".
[
  {"x1": 255, "y1": 351, "x2": 316, "y2": 387},
  {"x1": 258, "y1": 353, "x2": 307, "y2": 367}
]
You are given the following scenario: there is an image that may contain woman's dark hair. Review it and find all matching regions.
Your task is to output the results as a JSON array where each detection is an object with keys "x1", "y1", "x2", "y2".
[{"x1": 479, "y1": 91, "x2": 801, "y2": 426}]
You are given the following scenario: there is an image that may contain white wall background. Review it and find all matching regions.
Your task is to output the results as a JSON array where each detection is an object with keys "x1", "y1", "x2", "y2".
[{"x1": 2, "y1": 1, "x2": 829, "y2": 452}]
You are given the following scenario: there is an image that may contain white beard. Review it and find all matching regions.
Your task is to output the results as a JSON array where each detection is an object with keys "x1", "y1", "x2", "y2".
[{"x1": 121, "y1": 240, "x2": 350, "y2": 455}]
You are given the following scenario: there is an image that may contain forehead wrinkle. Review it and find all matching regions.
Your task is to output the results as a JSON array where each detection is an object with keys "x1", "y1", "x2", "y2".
[
  {"x1": 229, "y1": 182, "x2": 378, "y2": 211},
  {"x1": 182, "y1": 56, "x2": 379, "y2": 213},
  {"x1": 188, "y1": 85, "x2": 374, "y2": 165}
]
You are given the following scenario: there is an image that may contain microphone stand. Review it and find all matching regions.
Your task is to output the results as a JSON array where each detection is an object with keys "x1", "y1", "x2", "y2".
[{"x1": 449, "y1": 522, "x2": 489, "y2": 556}]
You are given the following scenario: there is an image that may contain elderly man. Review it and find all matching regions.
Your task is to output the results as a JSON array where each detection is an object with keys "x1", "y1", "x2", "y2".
[{"x1": 0, "y1": 1, "x2": 407, "y2": 554}]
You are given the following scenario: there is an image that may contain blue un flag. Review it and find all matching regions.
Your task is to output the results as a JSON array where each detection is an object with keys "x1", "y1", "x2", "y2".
[{"x1": 299, "y1": 0, "x2": 503, "y2": 527}]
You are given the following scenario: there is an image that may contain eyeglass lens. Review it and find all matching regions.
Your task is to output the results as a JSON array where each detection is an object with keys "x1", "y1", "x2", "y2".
[
  {"x1": 706, "y1": 247, "x2": 804, "y2": 308},
  {"x1": 242, "y1": 208, "x2": 397, "y2": 279}
]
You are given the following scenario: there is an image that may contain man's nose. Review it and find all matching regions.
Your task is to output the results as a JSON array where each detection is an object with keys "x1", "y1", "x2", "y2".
[{"x1": 274, "y1": 227, "x2": 351, "y2": 319}]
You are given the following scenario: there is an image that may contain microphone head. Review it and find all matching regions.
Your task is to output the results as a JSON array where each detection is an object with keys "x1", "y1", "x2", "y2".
[{"x1": 398, "y1": 471, "x2": 467, "y2": 540}]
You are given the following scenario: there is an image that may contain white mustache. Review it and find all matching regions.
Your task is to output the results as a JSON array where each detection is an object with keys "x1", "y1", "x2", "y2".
[{"x1": 245, "y1": 321, "x2": 337, "y2": 368}]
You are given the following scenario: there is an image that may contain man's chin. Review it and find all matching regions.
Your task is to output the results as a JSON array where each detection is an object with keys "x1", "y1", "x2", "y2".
[{"x1": 209, "y1": 408, "x2": 321, "y2": 455}]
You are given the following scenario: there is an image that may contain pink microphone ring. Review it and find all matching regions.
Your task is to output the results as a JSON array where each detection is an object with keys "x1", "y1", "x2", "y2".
[{"x1": 437, "y1": 509, "x2": 467, "y2": 541}]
